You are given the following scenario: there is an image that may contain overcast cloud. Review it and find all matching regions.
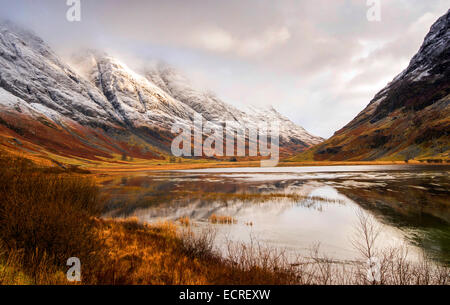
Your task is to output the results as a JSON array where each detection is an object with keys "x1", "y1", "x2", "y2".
[{"x1": 0, "y1": 0, "x2": 448, "y2": 138}]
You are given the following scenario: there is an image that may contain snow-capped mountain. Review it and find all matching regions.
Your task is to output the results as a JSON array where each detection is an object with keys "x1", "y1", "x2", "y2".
[
  {"x1": 0, "y1": 22, "x2": 118, "y2": 128},
  {"x1": 242, "y1": 105, "x2": 323, "y2": 146},
  {"x1": 293, "y1": 9, "x2": 450, "y2": 161},
  {"x1": 145, "y1": 64, "x2": 323, "y2": 145},
  {"x1": 0, "y1": 21, "x2": 322, "y2": 162}
]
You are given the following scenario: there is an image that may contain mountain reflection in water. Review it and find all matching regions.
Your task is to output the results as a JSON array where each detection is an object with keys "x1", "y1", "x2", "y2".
[{"x1": 100, "y1": 165, "x2": 450, "y2": 265}]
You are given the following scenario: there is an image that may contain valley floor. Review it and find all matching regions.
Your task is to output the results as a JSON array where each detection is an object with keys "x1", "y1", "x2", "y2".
[{"x1": 85, "y1": 160, "x2": 444, "y2": 174}]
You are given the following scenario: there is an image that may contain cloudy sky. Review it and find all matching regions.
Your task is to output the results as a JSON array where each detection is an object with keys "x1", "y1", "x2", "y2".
[{"x1": 0, "y1": 0, "x2": 448, "y2": 138}]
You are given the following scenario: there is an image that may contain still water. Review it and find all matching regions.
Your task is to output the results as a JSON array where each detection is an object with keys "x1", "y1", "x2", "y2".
[{"x1": 100, "y1": 165, "x2": 450, "y2": 264}]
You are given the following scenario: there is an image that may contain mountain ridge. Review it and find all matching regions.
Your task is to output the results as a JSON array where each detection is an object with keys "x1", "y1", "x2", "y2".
[{"x1": 0, "y1": 22, "x2": 321, "y2": 164}]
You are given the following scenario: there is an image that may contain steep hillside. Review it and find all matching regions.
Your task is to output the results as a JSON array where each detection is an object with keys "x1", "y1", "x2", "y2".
[
  {"x1": 294, "y1": 10, "x2": 450, "y2": 162},
  {"x1": 0, "y1": 22, "x2": 166, "y2": 163},
  {"x1": 0, "y1": 22, "x2": 321, "y2": 164},
  {"x1": 144, "y1": 64, "x2": 323, "y2": 149}
]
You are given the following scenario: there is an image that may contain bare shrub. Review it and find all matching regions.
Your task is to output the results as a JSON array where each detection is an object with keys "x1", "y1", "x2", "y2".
[
  {"x1": 179, "y1": 226, "x2": 217, "y2": 260},
  {"x1": 350, "y1": 208, "x2": 449, "y2": 285}
]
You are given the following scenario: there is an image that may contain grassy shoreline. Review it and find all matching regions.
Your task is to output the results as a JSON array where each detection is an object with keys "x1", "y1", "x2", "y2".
[
  {"x1": 0, "y1": 154, "x2": 448, "y2": 285},
  {"x1": 86, "y1": 160, "x2": 449, "y2": 175}
]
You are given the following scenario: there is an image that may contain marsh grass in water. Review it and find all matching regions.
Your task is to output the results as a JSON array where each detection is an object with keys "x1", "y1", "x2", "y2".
[
  {"x1": 209, "y1": 214, "x2": 237, "y2": 224},
  {"x1": 104, "y1": 188, "x2": 347, "y2": 218}
]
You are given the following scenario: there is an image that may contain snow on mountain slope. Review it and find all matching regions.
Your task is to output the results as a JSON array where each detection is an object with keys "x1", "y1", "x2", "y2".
[
  {"x1": 72, "y1": 52, "x2": 197, "y2": 130},
  {"x1": 242, "y1": 105, "x2": 324, "y2": 146},
  {"x1": 0, "y1": 23, "x2": 168, "y2": 160},
  {"x1": 0, "y1": 22, "x2": 120, "y2": 128},
  {"x1": 144, "y1": 63, "x2": 323, "y2": 147},
  {"x1": 73, "y1": 51, "x2": 323, "y2": 150},
  {"x1": 0, "y1": 87, "x2": 62, "y2": 122},
  {"x1": 145, "y1": 63, "x2": 249, "y2": 123},
  {"x1": 0, "y1": 22, "x2": 322, "y2": 161}
]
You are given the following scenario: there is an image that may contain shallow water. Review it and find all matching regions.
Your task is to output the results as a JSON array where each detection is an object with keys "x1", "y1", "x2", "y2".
[{"x1": 100, "y1": 165, "x2": 450, "y2": 264}]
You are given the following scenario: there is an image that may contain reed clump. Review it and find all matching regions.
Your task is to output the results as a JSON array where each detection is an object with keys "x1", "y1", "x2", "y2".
[
  {"x1": 177, "y1": 216, "x2": 191, "y2": 227},
  {"x1": 209, "y1": 214, "x2": 237, "y2": 224}
]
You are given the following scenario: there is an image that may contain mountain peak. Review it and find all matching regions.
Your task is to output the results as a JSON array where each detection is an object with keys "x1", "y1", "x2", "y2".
[{"x1": 399, "y1": 8, "x2": 449, "y2": 83}]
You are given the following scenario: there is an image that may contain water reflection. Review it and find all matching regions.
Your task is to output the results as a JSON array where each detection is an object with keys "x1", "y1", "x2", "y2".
[{"x1": 99, "y1": 165, "x2": 450, "y2": 264}]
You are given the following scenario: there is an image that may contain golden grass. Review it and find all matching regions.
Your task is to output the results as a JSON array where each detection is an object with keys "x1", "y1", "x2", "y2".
[
  {"x1": 0, "y1": 153, "x2": 448, "y2": 285},
  {"x1": 87, "y1": 160, "x2": 434, "y2": 173},
  {"x1": 73, "y1": 218, "x2": 299, "y2": 285},
  {"x1": 177, "y1": 216, "x2": 191, "y2": 227},
  {"x1": 0, "y1": 153, "x2": 104, "y2": 284},
  {"x1": 2, "y1": 211, "x2": 449, "y2": 285},
  {"x1": 162, "y1": 191, "x2": 345, "y2": 205},
  {"x1": 0, "y1": 153, "x2": 298, "y2": 285},
  {"x1": 2, "y1": 142, "x2": 447, "y2": 174},
  {"x1": 209, "y1": 214, "x2": 237, "y2": 225}
]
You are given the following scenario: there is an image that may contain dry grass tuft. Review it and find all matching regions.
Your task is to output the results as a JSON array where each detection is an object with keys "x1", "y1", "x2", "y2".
[
  {"x1": 177, "y1": 216, "x2": 191, "y2": 227},
  {"x1": 209, "y1": 214, "x2": 237, "y2": 224}
]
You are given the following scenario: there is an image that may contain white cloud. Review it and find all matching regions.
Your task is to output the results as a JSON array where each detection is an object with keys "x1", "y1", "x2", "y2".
[
  {"x1": 192, "y1": 26, "x2": 291, "y2": 56},
  {"x1": 237, "y1": 26, "x2": 291, "y2": 56},
  {"x1": 194, "y1": 27, "x2": 234, "y2": 52}
]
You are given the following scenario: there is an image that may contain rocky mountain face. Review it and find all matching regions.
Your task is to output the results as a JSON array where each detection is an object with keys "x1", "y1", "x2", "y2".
[
  {"x1": 296, "y1": 10, "x2": 450, "y2": 161},
  {"x1": 144, "y1": 64, "x2": 323, "y2": 147},
  {"x1": 0, "y1": 22, "x2": 321, "y2": 163}
]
